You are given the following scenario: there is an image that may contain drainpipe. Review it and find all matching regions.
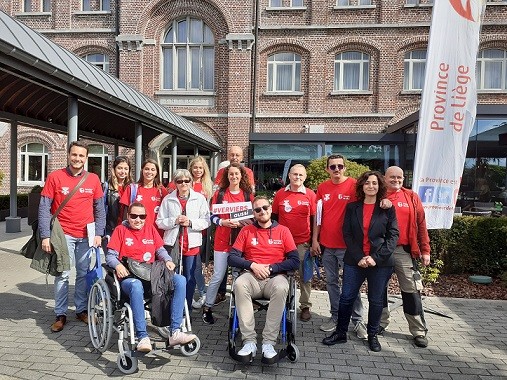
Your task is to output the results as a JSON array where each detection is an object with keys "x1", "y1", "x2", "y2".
[
  {"x1": 115, "y1": 0, "x2": 120, "y2": 78},
  {"x1": 250, "y1": 0, "x2": 260, "y2": 134}
]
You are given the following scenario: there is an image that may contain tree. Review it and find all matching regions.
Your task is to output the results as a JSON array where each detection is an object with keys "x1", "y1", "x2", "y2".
[{"x1": 305, "y1": 156, "x2": 371, "y2": 190}]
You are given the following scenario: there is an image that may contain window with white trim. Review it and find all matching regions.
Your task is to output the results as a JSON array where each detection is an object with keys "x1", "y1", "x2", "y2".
[
  {"x1": 162, "y1": 17, "x2": 215, "y2": 91},
  {"x1": 403, "y1": 50, "x2": 426, "y2": 91},
  {"x1": 405, "y1": 0, "x2": 433, "y2": 4},
  {"x1": 85, "y1": 145, "x2": 108, "y2": 182},
  {"x1": 334, "y1": 51, "x2": 370, "y2": 91},
  {"x1": 267, "y1": 52, "x2": 302, "y2": 92},
  {"x1": 477, "y1": 49, "x2": 507, "y2": 90},
  {"x1": 82, "y1": 0, "x2": 110, "y2": 11},
  {"x1": 84, "y1": 53, "x2": 110, "y2": 72},
  {"x1": 20, "y1": 143, "x2": 48, "y2": 183},
  {"x1": 337, "y1": 0, "x2": 372, "y2": 6},
  {"x1": 23, "y1": 0, "x2": 51, "y2": 12},
  {"x1": 269, "y1": 0, "x2": 304, "y2": 6}
]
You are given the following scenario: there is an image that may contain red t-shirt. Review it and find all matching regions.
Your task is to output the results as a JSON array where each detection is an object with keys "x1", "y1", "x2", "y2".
[
  {"x1": 211, "y1": 188, "x2": 254, "y2": 252},
  {"x1": 362, "y1": 203, "x2": 375, "y2": 255},
  {"x1": 232, "y1": 223, "x2": 297, "y2": 265},
  {"x1": 108, "y1": 223, "x2": 164, "y2": 263},
  {"x1": 119, "y1": 185, "x2": 168, "y2": 233},
  {"x1": 41, "y1": 169, "x2": 103, "y2": 238},
  {"x1": 178, "y1": 198, "x2": 199, "y2": 256},
  {"x1": 387, "y1": 190, "x2": 410, "y2": 245},
  {"x1": 316, "y1": 178, "x2": 357, "y2": 249},
  {"x1": 272, "y1": 187, "x2": 316, "y2": 245},
  {"x1": 214, "y1": 166, "x2": 255, "y2": 186}
]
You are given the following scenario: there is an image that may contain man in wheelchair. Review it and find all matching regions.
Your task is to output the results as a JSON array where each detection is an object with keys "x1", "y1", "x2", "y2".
[
  {"x1": 228, "y1": 196, "x2": 300, "y2": 362},
  {"x1": 105, "y1": 202, "x2": 196, "y2": 352}
]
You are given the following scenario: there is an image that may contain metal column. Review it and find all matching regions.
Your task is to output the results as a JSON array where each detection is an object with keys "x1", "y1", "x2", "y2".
[
  {"x1": 135, "y1": 123, "x2": 142, "y2": 182},
  {"x1": 67, "y1": 96, "x2": 78, "y2": 146},
  {"x1": 6, "y1": 120, "x2": 21, "y2": 232}
]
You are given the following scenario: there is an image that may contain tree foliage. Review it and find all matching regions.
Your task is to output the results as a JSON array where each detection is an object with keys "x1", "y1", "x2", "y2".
[{"x1": 305, "y1": 156, "x2": 371, "y2": 190}]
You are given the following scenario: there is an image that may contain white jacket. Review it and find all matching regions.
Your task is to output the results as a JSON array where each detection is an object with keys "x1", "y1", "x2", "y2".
[{"x1": 156, "y1": 188, "x2": 210, "y2": 248}]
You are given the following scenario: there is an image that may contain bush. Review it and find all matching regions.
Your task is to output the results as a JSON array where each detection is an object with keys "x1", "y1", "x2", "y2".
[
  {"x1": 0, "y1": 170, "x2": 4, "y2": 187},
  {"x1": 305, "y1": 156, "x2": 371, "y2": 191},
  {"x1": 0, "y1": 194, "x2": 29, "y2": 210}
]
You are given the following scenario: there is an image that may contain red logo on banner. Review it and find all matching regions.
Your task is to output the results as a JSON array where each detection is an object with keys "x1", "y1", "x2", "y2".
[{"x1": 449, "y1": 0, "x2": 474, "y2": 21}]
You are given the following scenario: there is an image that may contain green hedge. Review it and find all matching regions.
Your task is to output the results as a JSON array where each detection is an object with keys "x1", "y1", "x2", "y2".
[
  {"x1": 0, "y1": 194, "x2": 29, "y2": 210},
  {"x1": 429, "y1": 216, "x2": 507, "y2": 276}
]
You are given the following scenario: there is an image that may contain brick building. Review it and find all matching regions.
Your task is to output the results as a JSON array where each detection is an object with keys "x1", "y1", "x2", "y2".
[{"x1": 0, "y1": 0, "x2": 506, "y2": 206}]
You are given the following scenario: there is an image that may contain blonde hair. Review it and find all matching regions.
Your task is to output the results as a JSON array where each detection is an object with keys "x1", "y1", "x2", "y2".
[{"x1": 189, "y1": 156, "x2": 213, "y2": 200}]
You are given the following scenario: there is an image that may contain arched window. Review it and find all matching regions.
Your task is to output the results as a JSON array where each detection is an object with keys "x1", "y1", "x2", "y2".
[
  {"x1": 162, "y1": 17, "x2": 215, "y2": 91},
  {"x1": 403, "y1": 50, "x2": 426, "y2": 91},
  {"x1": 86, "y1": 144, "x2": 108, "y2": 182},
  {"x1": 334, "y1": 51, "x2": 370, "y2": 91},
  {"x1": 20, "y1": 143, "x2": 48, "y2": 183},
  {"x1": 477, "y1": 49, "x2": 507, "y2": 90},
  {"x1": 84, "y1": 53, "x2": 110, "y2": 72},
  {"x1": 267, "y1": 52, "x2": 302, "y2": 92}
]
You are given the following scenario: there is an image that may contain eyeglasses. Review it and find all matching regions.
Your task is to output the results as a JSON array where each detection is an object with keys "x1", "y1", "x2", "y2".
[
  {"x1": 329, "y1": 164, "x2": 345, "y2": 171},
  {"x1": 253, "y1": 205, "x2": 270, "y2": 213},
  {"x1": 129, "y1": 213, "x2": 147, "y2": 220},
  {"x1": 175, "y1": 179, "x2": 191, "y2": 184}
]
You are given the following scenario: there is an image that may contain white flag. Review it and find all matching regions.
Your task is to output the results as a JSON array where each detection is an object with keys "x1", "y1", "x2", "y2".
[{"x1": 413, "y1": 0, "x2": 486, "y2": 229}]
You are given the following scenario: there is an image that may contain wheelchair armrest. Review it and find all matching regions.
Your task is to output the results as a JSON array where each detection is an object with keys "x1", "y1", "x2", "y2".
[{"x1": 102, "y1": 263, "x2": 117, "y2": 274}]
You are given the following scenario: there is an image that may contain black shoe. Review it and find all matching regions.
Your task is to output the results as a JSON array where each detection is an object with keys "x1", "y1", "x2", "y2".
[
  {"x1": 322, "y1": 330, "x2": 347, "y2": 346},
  {"x1": 414, "y1": 335, "x2": 428, "y2": 348},
  {"x1": 214, "y1": 293, "x2": 227, "y2": 306},
  {"x1": 377, "y1": 326, "x2": 386, "y2": 336},
  {"x1": 202, "y1": 307, "x2": 215, "y2": 324},
  {"x1": 368, "y1": 334, "x2": 381, "y2": 352}
]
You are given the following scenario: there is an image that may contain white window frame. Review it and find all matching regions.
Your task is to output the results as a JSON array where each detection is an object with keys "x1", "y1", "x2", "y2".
[
  {"x1": 477, "y1": 49, "x2": 507, "y2": 91},
  {"x1": 84, "y1": 53, "x2": 110, "y2": 72},
  {"x1": 336, "y1": 0, "x2": 372, "y2": 6},
  {"x1": 20, "y1": 143, "x2": 48, "y2": 185},
  {"x1": 267, "y1": 52, "x2": 302, "y2": 93},
  {"x1": 85, "y1": 144, "x2": 108, "y2": 182},
  {"x1": 82, "y1": 0, "x2": 110, "y2": 12},
  {"x1": 268, "y1": 0, "x2": 304, "y2": 7},
  {"x1": 334, "y1": 51, "x2": 370, "y2": 92},
  {"x1": 405, "y1": 0, "x2": 433, "y2": 5},
  {"x1": 161, "y1": 17, "x2": 215, "y2": 91},
  {"x1": 403, "y1": 50, "x2": 427, "y2": 91}
]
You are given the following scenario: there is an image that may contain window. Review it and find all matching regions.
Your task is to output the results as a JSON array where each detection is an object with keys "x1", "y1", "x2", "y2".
[
  {"x1": 20, "y1": 143, "x2": 48, "y2": 183},
  {"x1": 84, "y1": 53, "x2": 110, "y2": 72},
  {"x1": 23, "y1": 0, "x2": 32, "y2": 11},
  {"x1": 82, "y1": 0, "x2": 110, "y2": 11},
  {"x1": 267, "y1": 52, "x2": 301, "y2": 92},
  {"x1": 162, "y1": 17, "x2": 215, "y2": 91},
  {"x1": 269, "y1": 0, "x2": 304, "y2": 6},
  {"x1": 403, "y1": 50, "x2": 427, "y2": 91},
  {"x1": 334, "y1": 51, "x2": 370, "y2": 91},
  {"x1": 405, "y1": 0, "x2": 433, "y2": 5},
  {"x1": 337, "y1": 0, "x2": 372, "y2": 5},
  {"x1": 42, "y1": 0, "x2": 50, "y2": 11},
  {"x1": 477, "y1": 49, "x2": 507, "y2": 90},
  {"x1": 86, "y1": 145, "x2": 108, "y2": 182}
]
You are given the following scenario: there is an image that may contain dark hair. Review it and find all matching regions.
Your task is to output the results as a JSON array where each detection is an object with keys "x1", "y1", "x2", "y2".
[
  {"x1": 326, "y1": 154, "x2": 345, "y2": 168},
  {"x1": 356, "y1": 170, "x2": 387, "y2": 202},
  {"x1": 108, "y1": 156, "x2": 133, "y2": 190},
  {"x1": 253, "y1": 195, "x2": 270, "y2": 205},
  {"x1": 218, "y1": 162, "x2": 252, "y2": 193},
  {"x1": 68, "y1": 140, "x2": 88, "y2": 154},
  {"x1": 138, "y1": 158, "x2": 162, "y2": 188},
  {"x1": 128, "y1": 202, "x2": 146, "y2": 214}
]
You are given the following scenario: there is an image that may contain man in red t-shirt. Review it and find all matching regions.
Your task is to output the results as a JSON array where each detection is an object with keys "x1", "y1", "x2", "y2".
[
  {"x1": 272, "y1": 164, "x2": 316, "y2": 322},
  {"x1": 214, "y1": 146, "x2": 255, "y2": 192},
  {"x1": 311, "y1": 154, "x2": 365, "y2": 336},
  {"x1": 39, "y1": 141, "x2": 105, "y2": 333},
  {"x1": 381, "y1": 166, "x2": 430, "y2": 348},
  {"x1": 228, "y1": 196, "x2": 299, "y2": 362}
]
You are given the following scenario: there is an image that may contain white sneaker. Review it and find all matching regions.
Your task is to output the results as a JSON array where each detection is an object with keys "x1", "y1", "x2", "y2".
[
  {"x1": 261, "y1": 343, "x2": 277, "y2": 359},
  {"x1": 320, "y1": 317, "x2": 337, "y2": 332},
  {"x1": 238, "y1": 342, "x2": 257, "y2": 357},
  {"x1": 169, "y1": 330, "x2": 197, "y2": 346},
  {"x1": 136, "y1": 337, "x2": 152, "y2": 352},
  {"x1": 192, "y1": 295, "x2": 206, "y2": 309},
  {"x1": 354, "y1": 321, "x2": 368, "y2": 340}
]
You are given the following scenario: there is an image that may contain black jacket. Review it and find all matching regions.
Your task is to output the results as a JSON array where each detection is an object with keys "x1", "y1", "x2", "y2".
[{"x1": 342, "y1": 201, "x2": 399, "y2": 267}]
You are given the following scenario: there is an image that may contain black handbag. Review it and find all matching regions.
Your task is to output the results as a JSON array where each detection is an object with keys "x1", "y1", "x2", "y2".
[{"x1": 126, "y1": 257, "x2": 152, "y2": 281}]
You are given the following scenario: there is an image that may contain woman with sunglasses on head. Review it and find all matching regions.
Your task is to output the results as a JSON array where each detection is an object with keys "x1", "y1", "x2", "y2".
[
  {"x1": 188, "y1": 156, "x2": 213, "y2": 309},
  {"x1": 202, "y1": 162, "x2": 254, "y2": 324},
  {"x1": 120, "y1": 158, "x2": 168, "y2": 236},
  {"x1": 322, "y1": 171, "x2": 398, "y2": 352},
  {"x1": 156, "y1": 169, "x2": 210, "y2": 311},
  {"x1": 106, "y1": 202, "x2": 196, "y2": 352}
]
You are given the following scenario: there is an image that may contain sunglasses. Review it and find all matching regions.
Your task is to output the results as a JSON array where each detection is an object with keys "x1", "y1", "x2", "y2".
[
  {"x1": 329, "y1": 164, "x2": 345, "y2": 171},
  {"x1": 253, "y1": 205, "x2": 270, "y2": 213},
  {"x1": 175, "y1": 179, "x2": 191, "y2": 184},
  {"x1": 129, "y1": 213, "x2": 147, "y2": 220}
]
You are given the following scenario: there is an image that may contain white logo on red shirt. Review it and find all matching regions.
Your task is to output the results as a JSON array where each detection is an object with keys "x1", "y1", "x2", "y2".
[
  {"x1": 142, "y1": 239, "x2": 154, "y2": 245},
  {"x1": 323, "y1": 194, "x2": 330, "y2": 201},
  {"x1": 151, "y1": 196, "x2": 157, "y2": 201},
  {"x1": 338, "y1": 194, "x2": 351, "y2": 200},
  {"x1": 251, "y1": 238, "x2": 258, "y2": 246},
  {"x1": 136, "y1": 195, "x2": 143, "y2": 202},
  {"x1": 143, "y1": 252, "x2": 152, "y2": 262},
  {"x1": 283, "y1": 200, "x2": 292, "y2": 213},
  {"x1": 125, "y1": 238, "x2": 134, "y2": 246},
  {"x1": 79, "y1": 188, "x2": 84, "y2": 193},
  {"x1": 268, "y1": 239, "x2": 283, "y2": 245},
  {"x1": 397, "y1": 202, "x2": 409, "y2": 208},
  {"x1": 62, "y1": 187, "x2": 70, "y2": 195}
]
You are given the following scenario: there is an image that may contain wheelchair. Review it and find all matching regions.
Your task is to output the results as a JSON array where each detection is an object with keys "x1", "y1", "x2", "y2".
[
  {"x1": 228, "y1": 270, "x2": 300, "y2": 364},
  {"x1": 87, "y1": 265, "x2": 201, "y2": 374}
]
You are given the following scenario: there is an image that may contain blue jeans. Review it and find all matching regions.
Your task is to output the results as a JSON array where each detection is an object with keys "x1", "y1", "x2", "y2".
[
  {"x1": 194, "y1": 254, "x2": 206, "y2": 296},
  {"x1": 182, "y1": 255, "x2": 198, "y2": 310},
  {"x1": 337, "y1": 263, "x2": 394, "y2": 336},
  {"x1": 121, "y1": 273, "x2": 187, "y2": 338},
  {"x1": 204, "y1": 250, "x2": 228, "y2": 308},
  {"x1": 54, "y1": 235, "x2": 91, "y2": 316},
  {"x1": 322, "y1": 247, "x2": 363, "y2": 323}
]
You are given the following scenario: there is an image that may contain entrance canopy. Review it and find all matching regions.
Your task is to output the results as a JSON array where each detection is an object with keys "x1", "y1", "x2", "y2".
[{"x1": 0, "y1": 10, "x2": 220, "y2": 150}]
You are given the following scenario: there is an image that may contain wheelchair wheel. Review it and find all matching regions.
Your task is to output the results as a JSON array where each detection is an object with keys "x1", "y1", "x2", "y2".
[
  {"x1": 117, "y1": 351, "x2": 138, "y2": 374},
  {"x1": 156, "y1": 326, "x2": 170, "y2": 339},
  {"x1": 88, "y1": 279, "x2": 113, "y2": 353},
  {"x1": 180, "y1": 336, "x2": 201, "y2": 356},
  {"x1": 286, "y1": 343, "x2": 300, "y2": 362}
]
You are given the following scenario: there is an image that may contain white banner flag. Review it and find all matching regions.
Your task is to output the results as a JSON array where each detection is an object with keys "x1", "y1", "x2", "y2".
[{"x1": 413, "y1": 0, "x2": 486, "y2": 229}]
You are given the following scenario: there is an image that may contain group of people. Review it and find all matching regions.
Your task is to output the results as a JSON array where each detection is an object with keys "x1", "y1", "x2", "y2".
[{"x1": 38, "y1": 141, "x2": 430, "y2": 361}]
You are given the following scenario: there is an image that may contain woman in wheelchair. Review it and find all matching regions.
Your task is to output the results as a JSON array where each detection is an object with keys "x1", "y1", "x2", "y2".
[{"x1": 106, "y1": 202, "x2": 196, "y2": 352}]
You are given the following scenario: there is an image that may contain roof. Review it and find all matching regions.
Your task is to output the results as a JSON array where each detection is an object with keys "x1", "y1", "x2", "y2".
[{"x1": 0, "y1": 10, "x2": 220, "y2": 150}]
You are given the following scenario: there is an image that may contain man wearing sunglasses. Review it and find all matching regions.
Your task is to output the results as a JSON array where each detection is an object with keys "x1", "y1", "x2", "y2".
[
  {"x1": 228, "y1": 196, "x2": 299, "y2": 362},
  {"x1": 311, "y1": 154, "x2": 366, "y2": 338}
]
